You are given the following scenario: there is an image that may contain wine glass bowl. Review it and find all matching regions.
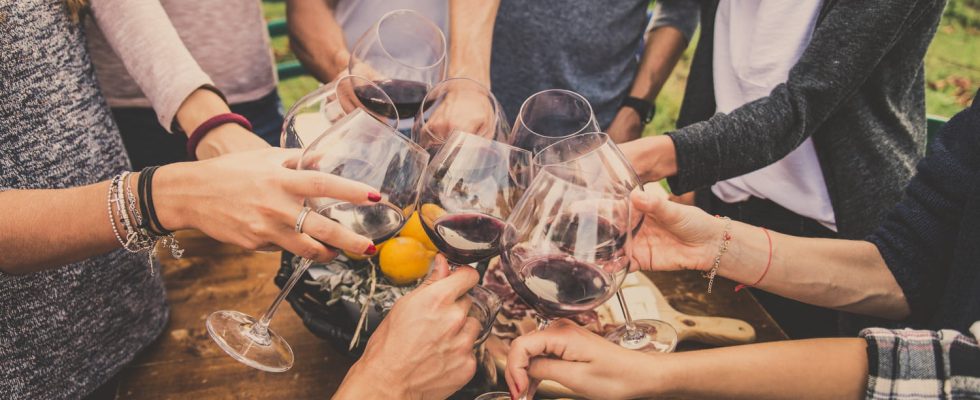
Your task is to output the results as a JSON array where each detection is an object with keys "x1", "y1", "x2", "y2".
[
  {"x1": 510, "y1": 89, "x2": 600, "y2": 154},
  {"x1": 469, "y1": 285, "x2": 503, "y2": 347},
  {"x1": 348, "y1": 9, "x2": 447, "y2": 124},
  {"x1": 280, "y1": 75, "x2": 398, "y2": 149},
  {"x1": 499, "y1": 171, "x2": 630, "y2": 323},
  {"x1": 412, "y1": 77, "x2": 511, "y2": 154},
  {"x1": 417, "y1": 131, "x2": 532, "y2": 266}
]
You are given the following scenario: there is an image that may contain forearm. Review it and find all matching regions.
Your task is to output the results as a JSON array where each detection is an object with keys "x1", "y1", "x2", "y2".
[
  {"x1": 720, "y1": 221, "x2": 909, "y2": 319},
  {"x1": 287, "y1": 0, "x2": 350, "y2": 83},
  {"x1": 448, "y1": 0, "x2": 500, "y2": 85},
  {"x1": 0, "y1": 166, "x2": 196, "y2": 275},
  {"x1": 333, "y1": 361, "x2": 409, "y2": 399},
  {"x1": 628, "y1": 26, "x2": 688, "y2": 102},
  {"x1": 650, "y1": 338, "x2": 868, "y2": 399}
]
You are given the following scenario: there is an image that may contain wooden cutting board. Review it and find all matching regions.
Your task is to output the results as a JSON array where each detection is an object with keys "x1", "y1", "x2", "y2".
[{"x1": 486, "y1": 272, "x2": 756, "y2": 398}]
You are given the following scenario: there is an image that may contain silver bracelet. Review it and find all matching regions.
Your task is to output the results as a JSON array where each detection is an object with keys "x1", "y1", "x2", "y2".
[
  {"x1": 702, "y1": 216, "x2": 732, "y2": 294},
  {"x1": 123, "y1": 172, "x2": 155, "y2": 251}
]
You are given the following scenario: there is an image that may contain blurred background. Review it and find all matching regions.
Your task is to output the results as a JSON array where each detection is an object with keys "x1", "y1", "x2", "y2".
[{"x1": 262, "y1": 0, "x2": 979, "y2": 137}]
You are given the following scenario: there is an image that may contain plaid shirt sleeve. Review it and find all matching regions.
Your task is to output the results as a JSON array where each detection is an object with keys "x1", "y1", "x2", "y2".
[{"x1": 861, "y1": 322, "x2": 980, "y2": 399}]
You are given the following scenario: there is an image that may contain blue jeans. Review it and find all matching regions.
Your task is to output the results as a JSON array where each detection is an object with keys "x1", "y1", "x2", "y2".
[{"x1": 111, "y1": 90, "x2": 284, "y2": 170}]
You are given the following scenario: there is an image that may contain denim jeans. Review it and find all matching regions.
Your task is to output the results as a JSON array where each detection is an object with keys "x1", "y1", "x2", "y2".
[{"x1": 111, "y1": 90, "x2": 284, "y2": 170}]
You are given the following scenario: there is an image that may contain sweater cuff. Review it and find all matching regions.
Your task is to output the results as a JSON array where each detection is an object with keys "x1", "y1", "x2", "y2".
[
  {"x1": 665, "y1": 121, "x2": 722, "y2": 193},
  {"x1": 154, "y1": 72, "x2": 215, "y2": 134}
]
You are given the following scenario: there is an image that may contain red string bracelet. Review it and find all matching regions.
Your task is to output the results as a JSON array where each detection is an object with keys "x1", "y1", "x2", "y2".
[
  {"x1": 735, "y1": 227, "x2": 772, "y2": 292},
  {"x1": 186, "y1": 113, "x2": 253, "y2": 161}
]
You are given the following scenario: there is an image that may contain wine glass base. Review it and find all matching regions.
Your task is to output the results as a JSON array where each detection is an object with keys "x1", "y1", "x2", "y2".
[
  {"x1": 605, "y1": 319, "x2": 678, "y2": 353},
  {"x1": 206, "y1": 310, "x2": 294, "y2": 372}
]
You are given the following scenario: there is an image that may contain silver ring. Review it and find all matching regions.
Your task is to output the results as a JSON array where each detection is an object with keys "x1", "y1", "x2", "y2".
[{"x1": 295, "y1": 207, "x2": 313, "y2": 233}]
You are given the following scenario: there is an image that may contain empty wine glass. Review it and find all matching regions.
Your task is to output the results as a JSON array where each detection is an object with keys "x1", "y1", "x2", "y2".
[
  {"x1": 280, "y1": 75, "x2": 399, "y2": 149},
  {"x1": 510, "y1": 89, "x2": 600, "y2": 154},
  {"x1": 207, "y1": 109, "x2": 430, "y2": 372},
  {"x1": 534, "y1": 132, "x2": 678, "y2": 353},
  {"x1": 348, "y1": 9, "x2": 447, "y2": 125},
  {"x1": 499, "y1": 170, "x2": 630, "y2": 330},
  {"x1": 411, "y1": 77, "x2": 511, "y2": 154},
  {"x1": 469, "y1": 285, "x2": 504, "y2": 347},
  {"x1": 417, "y1": 131, "x2": 532, "y2": 267}
]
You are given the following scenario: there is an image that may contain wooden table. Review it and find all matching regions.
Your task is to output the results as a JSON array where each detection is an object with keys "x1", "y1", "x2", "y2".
[{"x1": 109, "y1": 232, "x2": 787, "y2": 399}]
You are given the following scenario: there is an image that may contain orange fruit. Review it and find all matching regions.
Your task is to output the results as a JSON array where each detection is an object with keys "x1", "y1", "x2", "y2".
[
  {"x1": 379, "y1": 237, "x2": 436, "y2": 285},
  {"x1": 399, "y1": 211, "x2": 437, "y2": 251}
]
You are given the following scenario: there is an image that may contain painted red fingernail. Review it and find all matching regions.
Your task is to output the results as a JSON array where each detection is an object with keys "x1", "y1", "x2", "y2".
[
  {"x1": 365, "y1": 244, "x2": 378, "y2": 255},
  {"x1": 367, "y1": 192, "x2": 382, "y2": 202}
]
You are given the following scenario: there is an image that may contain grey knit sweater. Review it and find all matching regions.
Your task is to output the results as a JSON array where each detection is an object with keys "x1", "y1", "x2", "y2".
[
  {"x1": 667, "y1": 0, "x2": 947, "y2": 239},
  {"x1": 0, "y1": 1, "x2": 168, "y2": 398}
]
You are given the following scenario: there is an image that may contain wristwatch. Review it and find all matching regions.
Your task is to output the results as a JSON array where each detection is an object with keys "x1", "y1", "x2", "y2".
[{"x1": 620, "y1": 96, "x2": 656, "y2": 124}]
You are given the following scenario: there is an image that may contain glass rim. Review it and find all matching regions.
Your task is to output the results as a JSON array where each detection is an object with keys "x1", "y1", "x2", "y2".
[
  {"x1": 513, "y1": 88, "x2": 597, "y2": 142},
  {"x1": 527, "y1": 167, "x2": 632, "y2": 199},
  {"x1": 361, "y1": 9, "x2": 447, "y2": 72},
  {"x1": 438, "y1": 129, "x2": 532, "y2": 161},
  {"x1": 418, "y1": 77, "x2": 504, "y2": 145},
  {"x1": 304, "y1": 108, "x2": 427, "y2": 160},
  {"x1": 280, "y1": 74, "x2": 400, "y2": 143},
  {"x1": 531, "y1": 131, "x2": 611, "y2": 167}
]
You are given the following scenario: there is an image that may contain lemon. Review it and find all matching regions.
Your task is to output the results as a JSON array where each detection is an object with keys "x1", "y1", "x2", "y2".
[
  {"x1": 400, "y1": 211, "x2": 437, "y2": 251},
  {"x1": 379, "y1": 237, "x2": 436, "y2": 285}
]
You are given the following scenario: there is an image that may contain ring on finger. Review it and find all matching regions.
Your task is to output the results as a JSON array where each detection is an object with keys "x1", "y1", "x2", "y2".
[{"x1": 295, "y1": 206, "x2": 313, "y2": 233}]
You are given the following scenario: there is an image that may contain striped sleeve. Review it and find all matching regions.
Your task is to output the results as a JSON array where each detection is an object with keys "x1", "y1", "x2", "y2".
[{"x1": 861, "y1": 322, "x2": 980, "y2": 399}]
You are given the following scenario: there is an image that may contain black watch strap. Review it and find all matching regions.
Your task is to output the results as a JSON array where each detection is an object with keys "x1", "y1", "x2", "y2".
[{"x1": 621, "y1": 96, "x2": 655, "y2": 124}]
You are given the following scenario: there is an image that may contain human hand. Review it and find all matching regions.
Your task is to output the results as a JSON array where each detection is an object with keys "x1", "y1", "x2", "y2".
[
  {"x1": 617, "y1": 135, "x2": 677, "y2": 184},
  {"x1": 336, "y1": 255, "x2": 482, "y2": 399},
  {"x1": 506, "y1": 319, "x2": 663, "y2": 400},
  {"x1": 606, "y1": 107, "x2": 644, "y2": 144},
  {"x1": 630, "y1": 189, "x2": 723, "y2": 272},
  {"x1": 416, "y1": 82, "x2": 500, "y2": 149},
  {"x1": 194, "y1": 123, "x2": 271, "y2": 160},
  {"x1": 154, "y1": 148, "x2": 379, "y2": 261}
]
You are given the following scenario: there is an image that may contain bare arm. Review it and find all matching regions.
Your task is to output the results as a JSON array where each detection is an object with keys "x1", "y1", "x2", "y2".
[
  {"x1": 0, "y1": 149, "x2": 382, "y2": 275},
  {"x1": 89, "y1": 0, "x2": 268, "y2": 159},
  {"x1": 629, "y1": 190, "x2": 910, "y2": 320},
  {"x1": 287, "y1": 0, "x2": 351, "y2": 83},
  {"x1": 447, "y1": 0, "x2": 500, "y2": 85},
  {"x1": 506, "y1": 319, "x2": 868, "y2": 400},
  {"x1": 608, "y1": 0, "x2": 697, "y2": 143}
]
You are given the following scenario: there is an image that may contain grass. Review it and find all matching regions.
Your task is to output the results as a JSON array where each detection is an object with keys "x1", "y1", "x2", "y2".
[{"x1": 263, "y1": 0, "x2": 978, "y2": 135}]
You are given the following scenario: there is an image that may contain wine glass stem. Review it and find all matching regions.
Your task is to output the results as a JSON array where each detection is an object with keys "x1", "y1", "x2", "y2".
[
  {"x1": 615, "y1": 289, "x2": 643, "y2": 339},
  {"x1": 247, "y1": 257, "x2": 315, "y2": 344}
]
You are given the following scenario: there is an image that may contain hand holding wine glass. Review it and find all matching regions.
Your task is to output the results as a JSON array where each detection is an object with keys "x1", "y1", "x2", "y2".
[
  {"x1": 335, "y1": 255, "x2": 483, "y2": 400},
  {"x1": 413, "y1": 78, "x2": 510, "y2": 152},
  {"x1": 629, "y1": 190, "x2": 726, "y2": 273},
  {"x1": 505, "y1": 319, "x2": 659, "y2": 400},
  {"x1": 207, "y1": 109, "x2": 429, "y2": 372}
]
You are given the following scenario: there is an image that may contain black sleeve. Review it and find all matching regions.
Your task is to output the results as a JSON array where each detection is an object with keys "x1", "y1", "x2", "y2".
[
  {"x1": 867, "y1": 98, "x2": 980, "y2": 325},
  {"x1": 667, "y1": 0, "x2": 942, "y2": 192}
]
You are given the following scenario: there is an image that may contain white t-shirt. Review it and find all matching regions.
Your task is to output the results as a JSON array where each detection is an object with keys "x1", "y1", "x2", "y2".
[
  {"x1": 710, "y1": 0, "x2": 837, "y2": 231},
  {"x1": 335, "y1": 0, "x2": 448, "y2": 49}
]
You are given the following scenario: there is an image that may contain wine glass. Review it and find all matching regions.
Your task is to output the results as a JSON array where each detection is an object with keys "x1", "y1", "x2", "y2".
[
  {"x1": 348, "y1": 9, "x2": 447, "y2": 127},
  {"x1": 280, "y1": 75, "x2": 399, "y2": 149},
  {"x1": 500, "y1": 170, "x2": 631, "y2": 329},
  {"x1": 411, "y1": 77, "x2": 511, "y2": 154},
  {"x1": 534, "y1": 132, "x2": 678, "y2": 353},
  {"x1": 417, "y1": 131, "x2": 532, "y2": 267},
  {"x1": 207, "y1": 109, "x2": 430, "y2": 372},
  {"x1": 509, "y1": 89, "x2": 600, "y2": 154}
]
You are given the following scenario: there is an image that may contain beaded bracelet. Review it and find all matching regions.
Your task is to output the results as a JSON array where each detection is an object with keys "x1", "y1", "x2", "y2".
[
  {"x1": 703, "y1": 216, "x2": 732, "y2": 293},
  {"x1": 107, "y1": 174, "x2": 128, "y2": 248}
]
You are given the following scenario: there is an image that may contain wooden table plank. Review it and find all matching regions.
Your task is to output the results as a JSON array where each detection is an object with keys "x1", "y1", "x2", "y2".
[{"x1": 114, "y1": 232, "x2": 786, "y2": 399}]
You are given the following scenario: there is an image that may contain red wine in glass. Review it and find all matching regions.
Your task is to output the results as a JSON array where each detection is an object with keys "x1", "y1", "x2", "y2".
[
  {"x1": 502, "y1": 255, "x2": 614, "y2": 319},
  {"x1": 421, "y1": 212, "x2": 506, "y2": 265},
  {"x1": 355, "y1": 79, "x2": 433, "y2": 120}
]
